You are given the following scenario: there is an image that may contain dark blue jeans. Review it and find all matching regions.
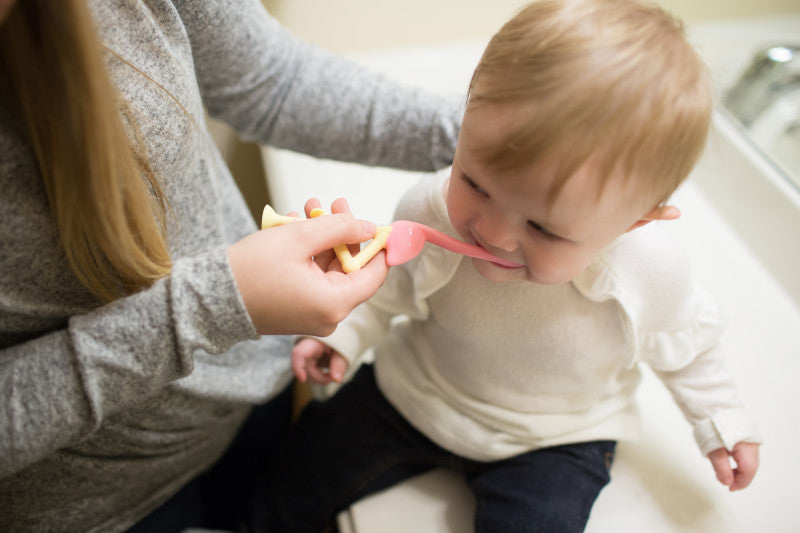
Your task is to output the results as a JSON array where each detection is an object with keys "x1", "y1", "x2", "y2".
[
  {"x1": 265, "y1": 365, "x2": 616, "y2": 533},
  {"x1": 127, "y1": 382, "x2": 293, "y2": 533}
]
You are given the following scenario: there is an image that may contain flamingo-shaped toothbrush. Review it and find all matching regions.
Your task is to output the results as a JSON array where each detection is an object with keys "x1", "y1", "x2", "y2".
[
  {"x1": 384, "y1": 220, "x2": 521, "y2": 268},
  {"x1": 261, "y1": 205, "x2": 522, "y2": 272}
]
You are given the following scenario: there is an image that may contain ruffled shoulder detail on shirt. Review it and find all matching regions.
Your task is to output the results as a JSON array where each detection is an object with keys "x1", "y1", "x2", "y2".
[{"x1": 572, "y1": 224, "x2": 726, "y2": 371}]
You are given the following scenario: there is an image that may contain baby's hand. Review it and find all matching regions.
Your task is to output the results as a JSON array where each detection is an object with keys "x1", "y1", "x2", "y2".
[
  {"x1": 707, "y1": 442, "x2": 760, "y2": 491},
  {"x1": 292, "y1": 338, "x2": 350, "y2": 384}
]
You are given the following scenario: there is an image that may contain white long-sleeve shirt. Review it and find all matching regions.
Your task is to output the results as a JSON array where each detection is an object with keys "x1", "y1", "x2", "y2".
[{"x1": 323, "y1": 171, "x2": 759, "y2": 462}]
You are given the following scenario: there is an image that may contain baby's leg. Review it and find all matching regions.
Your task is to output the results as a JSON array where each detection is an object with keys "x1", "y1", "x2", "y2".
[
  {"x1": 261, "y1": 364, "x2": 450, "y2": 533},
  {"x1": 467, "y1": 440, "x2": 616, "y2": 532}
]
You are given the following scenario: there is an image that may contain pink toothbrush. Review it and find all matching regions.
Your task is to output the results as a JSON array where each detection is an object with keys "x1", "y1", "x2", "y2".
[
  {"x1": 260, "y1": 205, "x2": 522, "y2": 271},
  {"x1": 385, "y1": 220, "x2": 522, "y2": 268}
]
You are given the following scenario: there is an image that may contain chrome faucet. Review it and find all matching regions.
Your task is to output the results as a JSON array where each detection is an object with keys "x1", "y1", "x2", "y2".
[{"x1": 725, "y1": 44, "x2": 800, "y2": 127}]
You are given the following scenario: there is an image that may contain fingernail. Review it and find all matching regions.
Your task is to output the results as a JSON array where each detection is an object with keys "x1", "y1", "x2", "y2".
[{"x1": 362, "y1": 221, "x2": 376, "y2": 235}]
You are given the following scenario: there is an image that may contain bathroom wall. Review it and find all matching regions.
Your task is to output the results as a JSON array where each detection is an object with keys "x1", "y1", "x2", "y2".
[
  {"x1": 261, "y1": 0, "x2": 800, "y2": 53},
  {"x1": 222, "y1": 0, "x2": 798, "y2": 222}
]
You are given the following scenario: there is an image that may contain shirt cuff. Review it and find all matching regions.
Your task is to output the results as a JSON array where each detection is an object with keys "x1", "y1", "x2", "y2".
[
  {"x1": 170, "y1": 245, "x2": 259, "y2": 356},
  {"x1": 693, "y1": 408, "x2": 762, "y2": 455}
]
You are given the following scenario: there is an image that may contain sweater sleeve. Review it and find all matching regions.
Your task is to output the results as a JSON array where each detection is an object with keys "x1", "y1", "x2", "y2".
[
  {"x1": 627, "y1": 228, "x2": 761, "y2": 455},
  {"x1": 580, "y1": 226, "x2": 761, "y2": 456},
  {"x1": 173, "y1": 0, "x2": 460, "y2": 172},
  {"x1": 643, "y1": 267, "x2": 761, "y2": 455},
  {"x1": 653, "y1": 344, "x2": 762, "y2": 455},
  {"x1": 0, "y1": 247, "x2": 258, "y2": 478}
]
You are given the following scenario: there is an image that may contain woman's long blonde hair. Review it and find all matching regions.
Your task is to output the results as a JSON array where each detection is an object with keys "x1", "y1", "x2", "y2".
[{"x1": 0, "y1": 0, "x2": 170, "y2": 302}]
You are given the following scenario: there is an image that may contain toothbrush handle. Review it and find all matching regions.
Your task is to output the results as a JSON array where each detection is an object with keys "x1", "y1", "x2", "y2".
[{"x1": 420, "y1": 226, "x2": 520, "y2": 267}]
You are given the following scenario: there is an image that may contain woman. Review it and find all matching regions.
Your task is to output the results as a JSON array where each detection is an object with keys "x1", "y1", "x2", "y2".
[{"x1": 0, "y1": 0, "x2": 460, "y2": 530}]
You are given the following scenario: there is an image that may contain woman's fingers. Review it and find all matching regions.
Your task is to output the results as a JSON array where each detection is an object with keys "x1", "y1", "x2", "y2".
[
  {"x1": 298, "y1": 213, "x2": 376, "y2": 260},
  {"x1": 330, "y1": 198, "x2": 363, "y2": 257},
  {"x1": 228, "y1": 205, "x2": 386, "y2": 336}
]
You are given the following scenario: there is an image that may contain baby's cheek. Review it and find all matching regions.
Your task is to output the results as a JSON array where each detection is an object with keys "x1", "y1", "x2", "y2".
[{"x1": 526, "y1": 253, "x2": 579, "y2": 285}]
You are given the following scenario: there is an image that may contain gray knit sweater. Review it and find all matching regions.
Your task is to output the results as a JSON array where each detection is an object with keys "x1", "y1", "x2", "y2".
[{"x1": 0, "y1": 0, "x2": 460, "y2": 530}]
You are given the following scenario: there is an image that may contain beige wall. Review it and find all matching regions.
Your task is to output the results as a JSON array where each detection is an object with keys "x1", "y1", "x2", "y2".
[
  {"x1": 262, "y1": 0, "x2": 800, "y2": 53},
  {"x1": 236, "y1": 0, "x2": 797, "y2": 220}
]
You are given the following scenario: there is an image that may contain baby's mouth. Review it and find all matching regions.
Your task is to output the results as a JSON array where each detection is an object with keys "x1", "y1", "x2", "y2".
[{"x1": 469, "y1": 233, "x2": 524, "y2": 269}]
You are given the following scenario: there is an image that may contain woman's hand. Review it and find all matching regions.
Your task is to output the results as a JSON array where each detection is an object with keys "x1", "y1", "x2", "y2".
[
  {"x1": 707, "y1": 442, "x2": 760, "y2": 491},
  {"x1": 301, "y1": 197, "x2": 365, "y2": 274},
  {"x1": 227, "y1": 200, "x2": 388, "y2": 336}
]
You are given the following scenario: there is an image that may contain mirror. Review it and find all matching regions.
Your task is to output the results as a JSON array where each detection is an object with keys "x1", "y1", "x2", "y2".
[
  {"x1": 724, "y1": 44, "x2": 800, "y2": 191},
  {"x1": 691, "y1": 16, "x2": 800, "y2": 193}
]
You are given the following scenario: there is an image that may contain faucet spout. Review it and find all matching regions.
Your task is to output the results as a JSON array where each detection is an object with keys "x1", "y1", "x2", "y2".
[{"x1": 725, "y1": 44, "x2": 800, "y2": 127}]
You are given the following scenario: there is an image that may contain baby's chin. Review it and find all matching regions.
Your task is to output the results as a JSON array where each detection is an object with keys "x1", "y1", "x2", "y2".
[{"x1": 471, "y1": 258, "x2": 575, "y2": 285}]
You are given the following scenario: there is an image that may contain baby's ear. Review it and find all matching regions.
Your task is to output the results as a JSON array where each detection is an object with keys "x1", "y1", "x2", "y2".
[{"x1": 626, "y1": 205, "x2": 681, "y2": 233}]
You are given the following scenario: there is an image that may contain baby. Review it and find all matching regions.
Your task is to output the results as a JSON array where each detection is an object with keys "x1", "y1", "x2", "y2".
[{"x1": 268, "y1": 0, "x2": 760, "y2": 530}]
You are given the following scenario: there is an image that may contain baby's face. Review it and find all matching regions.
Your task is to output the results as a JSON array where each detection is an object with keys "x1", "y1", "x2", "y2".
[{"x1": 446, "y1": 103, "x2": 651, "y2": 285}]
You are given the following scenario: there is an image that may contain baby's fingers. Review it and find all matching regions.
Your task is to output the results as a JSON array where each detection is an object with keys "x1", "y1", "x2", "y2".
[
  {"x1": 305, "y1": 347, "x2": 339, "y2": 384},
  {"x1": 707, "y1": 448, "x2": 734, "y2": 487},
  {"x1": 328, "y1": 352, "x2": 349, "y2": 383},
  {"x1": 729, "y1": 443, "x2": 760, "y2": 491},
  {"x1": 730, "y1": 467, "x2": 756, "y2": 491},
  {"x1": 291, "y1": 339, "x2": 316, "y2": 382}
]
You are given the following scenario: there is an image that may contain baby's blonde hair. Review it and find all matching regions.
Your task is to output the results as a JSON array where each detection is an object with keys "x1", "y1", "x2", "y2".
[{"x1": 468, "y1": 0, "x2": 712, "y2": 205}]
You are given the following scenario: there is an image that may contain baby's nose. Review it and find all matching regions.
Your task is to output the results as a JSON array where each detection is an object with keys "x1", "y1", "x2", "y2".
[{"x1": 476, "y1": 216, "x2": 517, "y2": 252}]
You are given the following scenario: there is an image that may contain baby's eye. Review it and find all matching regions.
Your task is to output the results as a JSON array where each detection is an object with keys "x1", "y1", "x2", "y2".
[
  {"x1": 465, "y1": 176, "x2": 488, "y2": 197},
  {"x1": 527, "y1": 220, "x2": 558, "y2": 240}
]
